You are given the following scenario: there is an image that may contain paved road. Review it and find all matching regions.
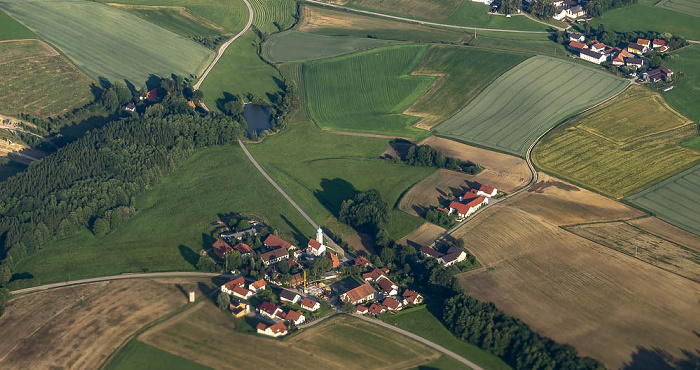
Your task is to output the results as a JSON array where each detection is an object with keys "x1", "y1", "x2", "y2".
[
  {"x1": 354, "y1": 314, "x2": 483, "y2": 370},
  {"x1": 193, "y1": 0, "x2": 253, "y2": 90},
  {"x1": 237, "y1": 140, "x2": 346, "y2": 259},
  {"x1": 304, "y1": 0, "x2": 550, "y2": 34},
  {"x1": 10, "y1": 272, "x2": 236, "y2": 295}
]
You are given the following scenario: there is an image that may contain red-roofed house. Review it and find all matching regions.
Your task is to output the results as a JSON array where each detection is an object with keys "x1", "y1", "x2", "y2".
[
  {"x1": 590, "y1": 42, "x2": 606, "y2": 53},
  {"x1": 221, "y1": 277, "x2": 246, "y2": 295},
  {"x1": 652, "y1": 39, "x2": 667, "y2": 48},
  {"x1": 264, "y1": 234, "x2": 296, "y2": 251},
  {"x1": 568, "y1": 41, "x2": 587, "y2": 51},
  {"x1": 261, "y1": 247, "x2": 289, "y2": 266},
  {"x1": 146, "y1": 88, "x2": 159, "y2": 102},
  {"x1": 285, "y1": 310, "x2": 306, "y2": 326},
  {"x1": 187, "y1": 100, "x2": 196, "y2": 109},
  {"x1": 307, "y1": 228, "x2": 327, "y2": 256},
  {"x1": 249, "y1": 279, "x2": 267, "y2": 293},
  {"x1": 354, "y1": 256, "x2": 373, "y2": 267},
  {"x1": 637, "y1": 38, "x2": 651, "y2": 49},
  {"x1": 420, "y1": 245, "x2": 444, "y2": 260},
  {"x1": 402, "y1": 290, "x2": 424, "y2": 306},
  {"x1": 378, "y1": 278, "x2": 399, "y2": 296},
  {"x1": 476, "y1": 185, "x2": 497, "y2": 198},
  {"x1": 231, "y1": 285, "x2": 253, "y2": 300},
  {"x1": 300, "y1": 298, "x2": 321, "y2": 312},
  {"x1": 327, "y1": 253, "x2": 340, "y2": 268},
  {"x1": 382, "y1": 297, "x2": 403, "y2": 312},
  {"x1": 356, "y1": 305, "x2": 369, "y2": 314},
  {"x1": 257, "y1": 321, "x2": 288, "y2": 337},
  {"x1": 341, "y1": 283, "x2": 376, "y2": 304},
  {"x1": 232, "y1": 242, "x2": 253, "y2": 255},
  {"x1": 449, "y1": 196, "x2": 488, "y2": 218},
  {"x1": 212, "y1": 239, "x2": 233, "y2": 259},
  {"x1": 258, "y1": 301, "x2": 283, "y2": 320},
  {"x1": 363, "y1": 268, "x2": 387, "y2": 282},
  {"x1": 368, "y1": 303, "x2": 387, "y2": 315}
]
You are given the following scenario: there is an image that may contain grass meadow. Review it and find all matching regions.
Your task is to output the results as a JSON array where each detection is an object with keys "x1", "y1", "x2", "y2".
[
  {"x1": 107, "y1": 341, "x2": 211, "y2": 370},
  {"x1": 347, "y1": 0, "x2": 464, "y2": 21},
  {"x1": 445, "y1": 1, "x2": 552, "y2": 31},
  {"x1": 106, "y1": 4, "x2": 230, "y2": 39},
  {"x1": 247, "y1": 120, "x2": 434, "y2": 240},
  {"x1": 262, "y1": 30, "x2": 401, "y2": 63},
  {"x1": 0, "y1": 9, "x2": 34, "y2": 40},
  {"x1": 627, "y1": 163, "x2": 700, "y2": 236},
  {"x1": 533, "y1": 86, "x2": 700, "y2": 198},
  {"x1": 303, "y1": 44, "x2": 434, "y2": 139},
  {"x1": 380, "y1": 305, "x2": 511, "y2": 370},
  {"x1": 435, "y1": 56, "x2": 629, "y2": 155},
  {"x1": 9, "y1": 145, "x2": 314, "y2": 289},
  {"x1": 0, "y1": 39, "x2": 94, "y2": 118},
  {"x1": 655, "y1": 0, "x2": 700, "y2": 16},
  {"x1": 0, "y1": 0, "x2": 213, "y2": 85},
  {"x1": 663, "y1": 45, "x2": 700, "y2": 124}
]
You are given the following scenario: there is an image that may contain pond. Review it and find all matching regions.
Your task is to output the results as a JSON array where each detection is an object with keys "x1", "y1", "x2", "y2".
[{"x1": 243, "y1": 104, "x2": 271, "y2": 136}]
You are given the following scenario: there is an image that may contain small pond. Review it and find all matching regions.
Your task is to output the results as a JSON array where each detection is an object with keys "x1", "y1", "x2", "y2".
[{"x1": 243, "y1": 104, "x2": 271, "y2": 136}]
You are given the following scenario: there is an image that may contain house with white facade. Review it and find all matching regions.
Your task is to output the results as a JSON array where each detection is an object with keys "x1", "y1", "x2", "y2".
[
  {"x1": 580, "y1": 49, "x2": 606, "y2": 64},
  {"x1": 256, "y1": 322, "x2": 287, "y2": 337},
  {"x1": 300, "y1": 298, "x2": 321, "y2": 312},
  {"x1": 449, "y1": 196, "x2": 488, "y2": 218},
  {"x1": 476, "y1": 184, "x2": 497, "y2": 198},
  {"x1": 249, "y1": 279, "x2": 267, "y2": 293},
  {"x1": 307, "y1": 228, "x2": 327, "y2": 256}
]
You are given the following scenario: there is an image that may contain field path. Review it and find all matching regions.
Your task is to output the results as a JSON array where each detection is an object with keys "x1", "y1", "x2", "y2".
[
  {"x1": 304, "y1": 0, "x2": 552, "y2": 34},
  {"x1": 354, "y1": 314, "x2": 483, "y2": 370},
  {"x1": 193, "y1": 0, "x2": 253, "y2": 90}
]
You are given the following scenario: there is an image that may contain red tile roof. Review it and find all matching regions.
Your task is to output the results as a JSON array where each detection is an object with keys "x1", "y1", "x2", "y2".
[
  {"x1": 363, "y1": 268, "x2": 387, "y2": 282},
  {"x1": 300, "y1": 298, "x2": 319, "y2": 310},
  {"x1": 257, "y1": 322, "x2": 267, "y2": 331},
  {"x1": 403, "y1": 290, "x2": 422, "y2": 304},
  {"x1": 232, "y1": 285, "x2": 251, "y2": 297},
  {"x1": 378, "y1": 278, "x2": 398, "y2": 294},
  {"x1": 233, "y1": 243, "x2": 253, "y2": 254},
  {"x1": 261, "y1": 247, "x2": 288, "y2": 263},
  {"x1": 264, "y1": 235, "x2": 294, "y2": 250},
  {"x1": 285, "y1": 310, "x2": 304, "y2": 322},
  {"x1": 308, "y1": 239, "x2": 322, "y2": 250},
  {"x1": 354, "y1": 256, "x2": 373, "y2": 267},
  {"x1": 592, "y1": 42, "x2": 606, "y2": 50},
  {"x1": 250, "y1": 279, "x2": 266, "y2": 290},
  {"x1": 223, "y1": 277, "x2": 245, "y2": 291},
  {"x1": 269, "y1": 321, "x2": 287, "y2": 334},
  {"x1": 652, "y1": 38, "x2": 667, "y2": 47},
  {"x1": 382, "y1": 297, "x2": 402, "y2": 310},
  {"x1": 187, "y1": 100, "x2": 196, "y2": 108},
  {"x1": 449, "y1": 201, "x2": 470, "y2": 216},
  {"x1": 290, "y1": 273, "x2": 304, "y2": 286},
  {"x1": 568, "y1": 41, "x2": 587, "y2": 50},
  {"x1": 343, "y1": 282, "x2": 376, "y2": 303},
  {"x1": 146, "y1": 88, "x2": 159, "y2": 102},
  {"x1": 479, "y1": 184, "x2": 496, "y2": 194},
  {"x1": 258, "y1": 301, "x2": 280, "y2": 315},
  {"x1": 368, "y1": 303, "x2": 386, "y2": 315},
  {"x1": 212, "y1": 239, "x2": 233, "y2": 259},
  {"x1": 464, "y1": 196, "x2": 486, "y2": 208},
  {"x1": 637, "y1": 38, "x2": 650, "y2": 46},
  {"x1": 356, "y1": 305, "x2": 368, "y2": 313},
  {"x1": 327, "y1": 253, "x2": 340, "y2": 268}
]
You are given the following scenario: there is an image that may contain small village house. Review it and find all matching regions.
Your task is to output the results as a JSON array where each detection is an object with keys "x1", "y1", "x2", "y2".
[
  {"x1": 402, "y1": 290, "x2": 424, "y2": 306},
  {"x1": 580, "y1": 49, "x2": 606, "y2": 64},
  {"x1": 264, "y1": 234, "x2": 296, "y2": 251},
  {"x1": 353, "y1": 256, "x2": 373, "y2": 268},
  {"x1": 123, "y1": 102, "x2": 136, "y2": 113},
  {"x1": 231, "y1": 285, "x2": 253, "y2": 300},
  {"x1": 232, "y1": 242, "x2": 253, "y2": 256},
  {"x1": 212, "y1": 239, "x2": 234, "y2": 259},
  {"x1": 449, "y1": 196, "x2": 488, "y2": 218},
  {"x1": 441, "y1": 249, "x2": 467, "y2": 267},
  {"x1": 356, "y1": 305, "x2": 369, "y2": 315},
  {"x1": 300, "y1": 298, "x2": 321, "y2": 312},
  {"x1": 229, "y1": 300, "x2": 249, "y2": 318},
  {"x1": 340, "y1": 283, "x2": 377, "y2": 305},
  {"x1": 258, "y1": 301, "x2": 284, "y2": 320},
  {"x1": 589, "y1": 41, "x2": 606, "y2": 54},
  {"x1": 378, "y1": 278, "x2": 399, "y2": 296},
  {"x1": 285, "y1": 310, "x2": 306, "y2": 326},
  {"x1": 568, "y1": 32, "x2": 585, "y2": 43},
  {"x1": 368, "y1": 303, "x2": 387, "y2": 315},
  {"x1": 626, "y1": 57, "x2": 643, "y2": 69},
  {"x1": 280, "y1": 290, "x2": 301, "y2": 304},
  {"x1": 363, "y1": 268, "x2": 388, "y2": 282},
  {"x1": 568, "y1": 41, "x2": 588, "y2": 52},
  {"x1": 627, "y1": 43, "x2": 646, "y2": 55},
  {"x1": 221, "y1": 277, "x2": 246, "y2": 295},
  {"x1": 249, "y1": 279, "x2": 267, "y2": 293},
  {"x1": 307, "y1": 228, "x2": 327, "y2": 256},
  {"x1": 261, "y1": 247, "x2": 289, "y2": 266},
  {"x1": 382, "y1": 297, "x2": 403, "y2": 312},
  {"x1": 476, "y1": 184, "x2": 497, "y2": 198},
  {"x1": 256, "y1": 322, "x2": 287, "y2": 337}
]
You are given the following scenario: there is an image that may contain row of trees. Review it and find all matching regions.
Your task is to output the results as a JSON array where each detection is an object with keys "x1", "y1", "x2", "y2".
[
  {"x1": 584, "y1": 0, "x2": 637, "y2": 17},
  {"x1": 400, "y1": 143, "x2": 482, "y2": 175},
  {"x1": 528, "y1": 0, "x2": 557, "y2": 19}
]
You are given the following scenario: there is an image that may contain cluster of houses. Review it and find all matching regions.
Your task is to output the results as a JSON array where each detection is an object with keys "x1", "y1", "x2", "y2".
[
  {"x1": 568, "y1": 33, "x2": 675, "y2": 82},
  {"x1": 552, "y1": 0, "x2": 586, "y2": 20},
  {"x1": 445, "y1": 184, "x2": 497, "y2": 219},
  {"x1": 419, "y1": 245, "x2": 468, "y2": 267}
]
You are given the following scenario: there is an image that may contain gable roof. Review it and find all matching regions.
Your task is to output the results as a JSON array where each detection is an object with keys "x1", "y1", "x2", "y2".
[
  {"x1": 627, "y1": 57, "x2": 643, "y2": 65},
  {"x1": 363, "y1": 268, "x2": 387, "y2": 281},
  {"x1": 479, "y1": 184, "x2": 496, "y2": 194},
  {"x1": 300, "y1": 298, "x2": 319, "y2": 309},
  {"x1": 568, "y1": 41, "x2": 587, "y2": 50},
  {"x1": 232, "y1": 285, "x2": 251, "y2": 297},
  {"x1": 580, "y1": 48, "x2": 604, "y2": 59},
  {"x1": 264, "y1": 235, "x2": 294, "y2": 250},
  {"x1": 378, "y1": 278, "x2": 398, "y2": 293},
  {"x1": 261, "y1": 247, "x2": 288, "y2": 263},
  {"x1": 652, "y1": 38, "x2": 667, "y2": 46},
  {"x1": 354, "y1": 256, "x2": 373, "y2": 267},
  {"x1": 212, "y1": 239, "x2": 233, "y2": 259},
  {"x1": 258, "y1": 301, "x2": 280, "y2": 315},
  {"x1": 382, "y1": 297, "x2": 402, "y2": 310},
  {"x1": 308, "y1": 239, "x2": 322, "y2": 250},
  {"x1": 280, "y1": 290, "x2": 300, "y2": 301},
  {"x1": 269, "y1": 321, "x2": 287, "y2": 334},
  {"x1": 344, "y1": 282, "x2": 376, "y2": 303},
  {"x1": 233, "y1": 242, "x2": 253, "y2": 254},
  {"x1": 628, "y1": 43, "x2": 644, "y2": 51},
  {"x1": 637, "y1": 38, "x2": 650, "y2": 46},
  {"x1": 449, "y1": 201, "x2": 471, "y2": 215},
  {"x1": 403, "y1": 290, "x2": 422, "y2": 303},
  {"x1": 356, "y1": 305, "x2": 368, "y2": 313},
  {"x1": 327, "y1": 253, "x2": 340, "y2": 268},
  {"x1": 368, "y1": 303, "x2": 386, "y2": 315},
  {"x1": 442, "y1": 250, "x2": 466, "y2": 264},
  {"x1": 290, "y1": 273, "x2": 304, "y2": 286},
  {"x1": 464, "y1": 196, "x2": 486, "y2": 208},
  {"x1": 250, "y1": 279, "x2": 266, "y2": 290},
  {"x1": 420, "y1": 245, "x2": 444, "y2": 258},
  {"x1": 285, "y1": 310, "x2": 304, "y2": 322},
  {"x1": 223, "y1": 277, "x2": 245, "y2": 290}
]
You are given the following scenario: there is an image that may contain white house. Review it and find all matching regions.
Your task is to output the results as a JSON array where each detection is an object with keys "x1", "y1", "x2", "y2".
[
  {"x1": 221, "y1": 277, "x2": 246, "y2": 296},
  {"x1": 382, "y1": 297, "x2": 403, "y2": 312},
  {"x1": 307, "y1": 228, "x2": 327, "y2": 256},
  {"x1": 441, "y1": 250, "x2": 467, "y2": 267},
  {"x1": 402, "y1": 290, "x2": 424, "y2": 306},
  {"x1": 476, "y1": 184, "x2": 497, "y2": 198},
  {"x1": 258, "y1": 302, "x2": 284, "y2": 320},
  {"x1": 579, "y1": 49, "x2": 606, "y2": 64},
  {"x1": 568, "y1": 32, "x2": 585, "y2": 42},
  {"x1": 589, "y1": 42, "x2": 606, "y2": 53},
  {"x1": 300, "y1": 298, "x2": 321, "y2": 312},
  {"x1": 257, "y1": 322, "x2": 287, "y2": 337},
  {"x1": 231, "y1": 285, "x2": 253, "y2": 300},
  {"x1": 378, "y1": 278, "x2": 399, "y2": 296},
  {"x1": 285, "y1": 310, "x2": 306, "y2": 326},
  {"x1": 341, "y1": 283, "x2": 377, "y2": 305},
  {"x1": 248, "y1": 279, "x2": 267, "y2": 294},
  {"x1": 280, "y1": 290, "x2": 301, "y2": 304},
  {"x1": 449, "y1": 196, "x2": 488, "y2": 218}
]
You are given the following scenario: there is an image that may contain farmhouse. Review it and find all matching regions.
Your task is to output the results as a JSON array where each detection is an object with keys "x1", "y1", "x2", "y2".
[
  {"x1": 258, "y1": 301, "x2": 284, "y2": 320},
  {"x1": 378, "y1": 278, "x2": 399, "y2": 296},
  {"x1": 612, "y1": 48, "x2": 631, "y2": 66},
  {"x1": 382, "y1": 297, "x2": 403, "y2": 312},
  {"x1": 221, "y1": 224, "x2": 262, "y2": 242},
  {"x1": 637, "y1": 38, "x2": 651, "y2": 50},
  {"x1": 568, "y1": 41, "x2": 588, "y2": 52},
  {"x1": 300, "y1": 298, "x2": 321, "y2": 312},
  {"x1": 356, "y1": 305, "x2": 369, "y2": 314},
  {"x1": 402, "y1": 290, "x2": 424, "y2": 305},
  {"x1": 441, "y1": 249, "x2": 467, "y2": 267},
  {"x1": 363, "y1": 268, "x2": 388, "y2": 282},
  {"x1": 449, "y1": 196, "x2": 488, "y2": 218},
  {"x1": 231, "y1": 285, "x2": 253, "y2": 300},
  {"x1": 229, "y1": 300, "x2": 249, "y2": 318},
  {"x1": 212, "y1": 239, "x2": 234, "y2": 259},
  {"x1": 341, "y1": 282, "x2": 377, "y2": 304},
  {"x1": 568, "y1": 32, "x2": 585, "y2": 42},
  {"x1": 264, "y1": 234, "x2": 296, "y2": 251},
  {"x1": 589, "y1": 42, "x2": 606, "y2": 53},
  {"x1": 652, "y1": 39, "x2": 670, "y2": 52},
  {"x1": 221, "y1": 277, "x2": 245, "y2": 295},
  {"x1": 580, "y1": 49, "x2": 606, "y2": 64},
  {"x1": 285, "y1": 310, "x2": 306, "y2": 326},
  {"x1": 307, "y1": 228, "x2": 327, "y2": 256},
  {"x1": 256, "y1": 322, "x2": 288, "y2": 337},
  {"x1": 368, "y1": 303, "x2": 387, "y2": 315},
  {"x1": 280, "y1": 290, "x2": 301, "y2": 303},
  {"x1": 646, "y1": 67, "x2": 674, "y2": 82},
  {"x1": 261, "y1": 247, "x2": 289, "y2": 266},
  {"x1": 249, "y1": 279, "x2": 267, "y2": 293},
  {"x1": 232, "y1": 242, "x2": 253, "y2": 255},
  {"x1": 420, "y1": 245, "x2": 444, "y2": 260},
  {"x1": 477, "y1": 184, "x2": 497, "y2": 197}
]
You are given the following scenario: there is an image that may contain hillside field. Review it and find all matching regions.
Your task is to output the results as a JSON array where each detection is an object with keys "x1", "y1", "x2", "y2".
[
  {"x1": 655, "y1": 0, "x2": 700, "y2": 16},
  {"x1": 0, "y1": 9, "x2": 34, "y2": 40},
  {"x1": 627, "y1": 163, "x2": 700, "y2": 236},
  {"x1": 106, "y1": 3, "x2": 230, "y2": 39},
  {"x1": 262, "y1": 30, "x2": 401, "y2": 63},
  {"x1": 662, "y1": 45, "x2": 699, "y2": 124},
  {"x1": 0, "y1": 39, "x2": 94, "y2": 118},
  {"x1": 9, "y1": 145, "x2": 313, "y2": 290},
  {"x1": 533, "y1": 86, "x2": 700, "y2": 198},
  {"x1": 303, "y1": 44, "x2": 434, "y2": 139},
  {"x1": 0, "y1": 0, "x2": 213, "y2": 85},
  {"x1": 137, "y1": 301, "x2": 442, "y2": 369},
  {"x1": 347, "y1": 0, "x2": 463, "y2": 21},
  {"x1": 452, "y1": 173, "x2": 700, "y2": 368},
  {"x1": 444, "y1": 1, "x2": 552, "y2": 31},
  {"x1": 247, "y1": 120, "x2": 434, "y2": 240},
  {"x1": 435, "y1": 56, "x2": 629, "y2": 155},
  {"x1": 107, "y1": 341, "x2": 212, "y2": 370}
]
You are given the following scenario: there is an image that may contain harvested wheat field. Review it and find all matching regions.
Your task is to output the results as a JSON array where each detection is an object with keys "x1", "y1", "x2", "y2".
[
  {"x1": 453, "y1": 173, "x2": 700, "y2": 368},
  {"x1": 343, "y1": 233, "x2": 377, "y2": 256},
  {"x1": 0, "y1": 278, "x2": 215, "y2": 369},
  {"x1": 398, "y1": 222, "x2": 446, "y2": 248},
  {"x1": 140, "y1": 301, "x2": 440, "y2": 369},
  {"x1": 399, "y1": 169, "x2": 475, "y2": 217}
]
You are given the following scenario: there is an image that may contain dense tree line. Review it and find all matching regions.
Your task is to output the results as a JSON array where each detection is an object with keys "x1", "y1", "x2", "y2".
[
  {"x1": 584, "y1": 0, "x2": 637, "y2": 17},
  {"x1": 528, "y1": 0, "x2": 556, "y2": 18},
  {"x1": 339, "y1": 190, "x2": 391, "y2": 232},
  {"x1": 401, "y1": 143, "x2": 482, "y2": 175},
  {"x1": 444, "y1": 294, "x2": 604, "y2": 369},
  {"x1": 425, "y1": 208, "x2": 457, "y2": 229}
]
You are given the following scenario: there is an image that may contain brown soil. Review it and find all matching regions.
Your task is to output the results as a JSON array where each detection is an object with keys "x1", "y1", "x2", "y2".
[
  {"x1": 398, "y1": 222, "x2": 446, "y2": 248},
  {"x1": 628, "y1": 216, "x2": 700, "y2": 253},
  {"x1": 343, "y1": 233, "x2": 376, "y2": 256},
  {"x1": 399, "y1": 169, "x2": 474, "y2": 217},
  {"x1": 453, "y1": 173, "x2": 699, "y2": 368},
  {"x1": 0, "y1": 278, "x2": 215, "y2": 369}
]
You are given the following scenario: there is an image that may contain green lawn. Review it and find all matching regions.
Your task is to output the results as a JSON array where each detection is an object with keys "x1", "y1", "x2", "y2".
[
  {"x1": 380, "y1": 305, "x2": 511, "y2": 370},
  {"x1": 587, "y1": 0, "x2": 700, "y2": 40},
  {"x1": 262, "y1": 30, "x2": 402, "y2": 63},
  {"x1": 9, "y1": 145, "x2": 314, "y2": 289},
  {"x1": 683, "y1": 136, "x2": 700, "y2": 150},
  {"x1": 445, "y1": 1, "x2": 552, "y2": 31},
  {"x1": 107, "y1": 340, "x2": 212, "y2": 370},
  {"x1": 663, "y1": 45, "x2": 700, "y2": 124},
  {"x1": 0, "y1": 0, "x2": 213, "y2": 85},
  {"x1": 435, "y1": 56, "x2": 629, "y2": 155},
  {"x1": 247, "y1": 120, "x2": 434, "y2": 240},
  {"x1": 0, "y1": 9, "x2": 34, "y2": 40},
  {"x1": 655, "y1": 0, "x2": 700, "y2": 17},
  {"x1": 107, "y1": 4, "x2": 231, "y2": 38},
  {"x1": 303, "y1": 44, "x2": 434, "y2": 139}
]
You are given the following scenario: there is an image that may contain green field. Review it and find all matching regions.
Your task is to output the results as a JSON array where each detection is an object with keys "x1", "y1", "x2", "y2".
[
  {"x1": 0, "y1": 0, "x2": 213, "y2": 85},
  {"x1": 435, "y1": 56, "x2": 629, "y2": 155},
  {"x1": 107, "y1": 340, "x2": 212, "y2": 370},
  {"x1": 445, "y1": 1, "x2": 552, "y2": 31},
  {"x1": 0, "y1": 39, "x2": 95, "y2": 118},
  {"x1": 262, "y1": 30, "x2": 401, "y2": 63},
  {"x1": 656, "y1": 0, "x2": 700, "y2": 16},
  {"x1": 684, "y1": 136, "x2": 700, "y2": 150},
  {"x1": 380, "y1": 305, "x2": 511, "y2": 370},
  {"x1": 407, "y1": 45, "x2": 529, "y2": 128},
  {"x1": 627, "y1": 163, "x2": 700, "y2": 236},
  {"x1": 347, "y1": 0, "x2": 463, "y2": 21},
  {"x1": 663, "y1": 45, "x2": 700, "y2": 124},
  {"x1": 249, "y1": 0, "x2": 298, "y2": 34},
  {"x1": 0, "y1": 9, "x2": 34, "y2": 40},
  {"x1": 107, "y1": 3, "x2": 230, "y2": 38},
  {"x1": 247, "y1": 120, "x2": 434, "y2": 240},
  {"x1": 9, "y1": 145, "x2": 314, "y2": 289},
  {"x1": 303, "y1": 44, "x2": 434, "y2": 139},
  {"x1": 471, "y1": 31, "x2": 568, "y2": 57},
  {"x1": 533, "y1": 86, "x2": 700, "y2": 199},
  {"x1": 587, "y1": 0, "x2": 700, "y2": 40}
]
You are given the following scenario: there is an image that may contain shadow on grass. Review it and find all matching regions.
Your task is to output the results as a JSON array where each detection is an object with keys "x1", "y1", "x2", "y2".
[
  {"x1": 178, "y1": 245, "x2": 199, "y2": 268},
  {"x1": 314, "y1": 178, "x2": 358, "y2": 218},
  {"x1": 280, "y1": 214, "x2": 306, "y2": 245},
  {"x1": 9, "y1": 272, "x2": 34, "y2": 284},
  {"x1": 623, "y1": 346, "x2": 700, "y2": 370}
]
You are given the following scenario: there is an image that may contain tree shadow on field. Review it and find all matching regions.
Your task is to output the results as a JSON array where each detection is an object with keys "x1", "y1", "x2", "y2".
[
  {"x1": 9, "y1": 272, "x2": 34, "y2": 283},
  {"x1": 314, "y1": 178, "x2": 358, "y2": 218},
  {"x1": 280, "y1": 214, "x2": 305, "y2": 246},
  {"x1": 202, "y1": 233, "x2": 216, "y2": 250},
  {"x1": 179, "y1": 245, "x2": 199, "y2": 268},
  {"x1": 623, "y1": 346, "x2": 700, "y2": 370}
]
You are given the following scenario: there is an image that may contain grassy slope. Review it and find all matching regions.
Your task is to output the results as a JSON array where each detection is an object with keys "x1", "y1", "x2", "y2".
[
  {"x1": 348, "y1": 0, "x2": 463, "y2": 21},
  {"x1": 262, "y1": 30, "x2": 402, "y2": 63},
  {"x1": 533, "y1": 86, "x2": 700, "y2": 199},
  {"x1": 380, "y1": 305, "x2": 511, "y2": 370},
  {"x1": 0, "y1": 1, "x2": 213, "y2": 85},
  {"x1": 407, "y1": 45, "x2": 529, "y2": 128},
  {"x1": 107, "y1": 4, "x2": 230, "y2": 38},
  {"x1": 683, "y1": 136, "x2": 700, "y2": 150},
  {"x1": 303, "y1": 44, "x2": 434, "y2": 139},
  {"x1": 587, "y1": 0, "x2": 700, "y2": 40},
  {"x1": 663, "y1": 45, "x2": 700, "y2": 124},
  {"x1": 435, "y1": 56, "x2": 629, "y2": 155},
  {"x1": 0, "y1": 9, "x2": 34, "y2": 40},
  {"x1": 655, "y1": 0, "x2": 700, "y2": 16},
  {"x1": 247, "y1": 120, "x2": 434, "y2": 240},
  {"x1": 10, "y1": 145, "x2": 313, "y2": 289},
  {"x1": 107, "y1": 340, "x2": 212, "y2": 370}
]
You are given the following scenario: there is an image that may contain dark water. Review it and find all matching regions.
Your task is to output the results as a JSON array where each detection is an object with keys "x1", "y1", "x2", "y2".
[{"x1": 243, "y1": 104, "x2": 271, "y2": 136}]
